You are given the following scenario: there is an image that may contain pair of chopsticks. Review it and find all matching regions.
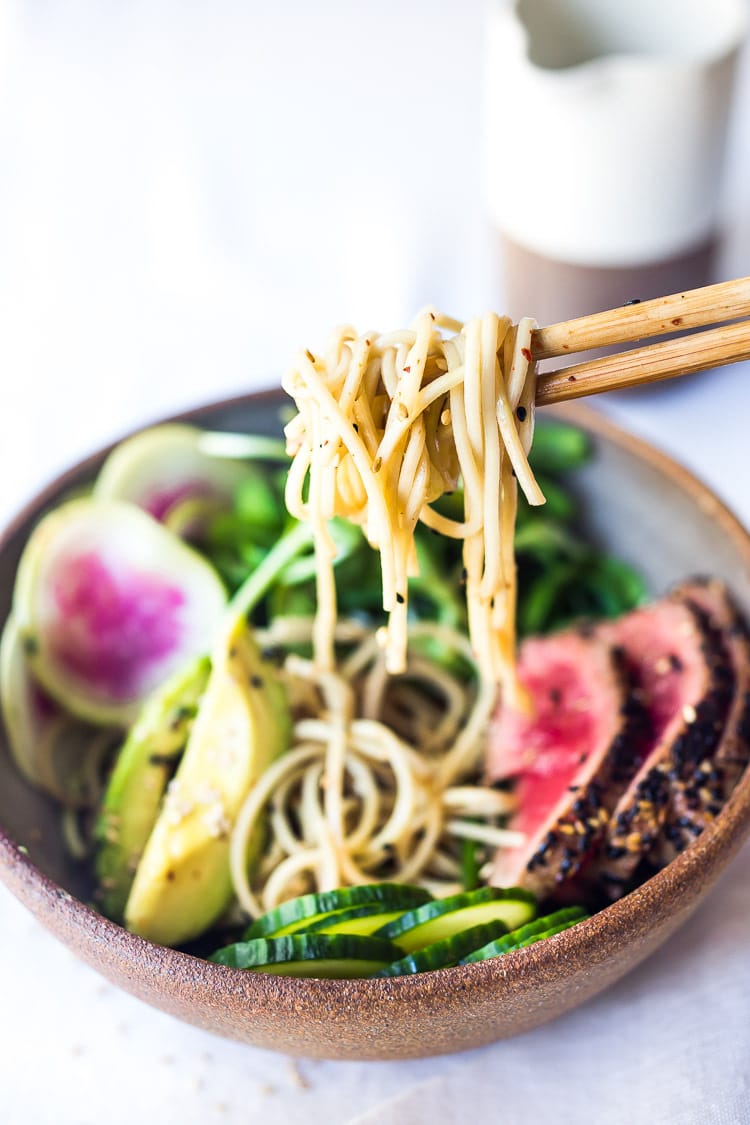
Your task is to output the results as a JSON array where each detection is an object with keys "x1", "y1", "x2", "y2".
[{"x1": 531, "y1": 276, "x2": 750, "y2": 406}]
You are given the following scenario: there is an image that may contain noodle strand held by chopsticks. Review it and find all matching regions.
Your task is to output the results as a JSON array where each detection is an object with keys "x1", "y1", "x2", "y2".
[
  {"x1": 230, "y1": 311, "x2": 544, "y2": 915},
  {"x1": 282, "y1": 309, "x2": 543, "y2": 696}
]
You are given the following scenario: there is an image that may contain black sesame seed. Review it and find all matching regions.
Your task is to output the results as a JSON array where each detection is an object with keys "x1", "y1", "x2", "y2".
[{"x1": 148, "y1": 752, "x2": 181, "y2": 768}]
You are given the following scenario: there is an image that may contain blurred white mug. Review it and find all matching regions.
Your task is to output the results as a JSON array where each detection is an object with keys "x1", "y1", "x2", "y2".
[{"x1": 484, "y1": 0, "x2": 748, "y2": 324}]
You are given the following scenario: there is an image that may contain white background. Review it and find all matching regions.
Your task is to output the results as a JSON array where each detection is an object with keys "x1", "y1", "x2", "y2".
[{"x1": 1, "y1": 3, "x2": 750, "y2": 1122}]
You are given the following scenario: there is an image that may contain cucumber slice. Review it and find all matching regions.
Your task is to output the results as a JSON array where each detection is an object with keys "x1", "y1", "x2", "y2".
[
  {"x1": 374, "y1": 919, "x2": 510, "y2": 978},
  {"x1": 245, "y1": 883, "x2": 433, "y2": 939},
  {"x1": 461, "y1": 907, "x2": 588, "y2": 964},
  {"x1": 94, "y1": 424, "x2": 250, "y2": 525},
  {"x1": 373, "y1": 887, "x2": 537, "y2": 953},
  {"x1": 515, "y1": 919, "x2": 585, "y2": 947},
  {"x1": 13, "y1": 498, "x2": 227, "y2": 726},
  {"x1": 303, "y1": 904, "x2": 409, "y2": 937},
  {"x1": 210, "y1": 933, "x2": 404, "y2": 978}
]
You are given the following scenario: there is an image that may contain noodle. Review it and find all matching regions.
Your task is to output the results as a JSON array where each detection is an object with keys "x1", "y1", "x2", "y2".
[
  {"x1": 230, "y1": 618, "x2": 523, "y2": 916},
  {"x1": 282, "y1": 308, "x2": 543, "y2": 696},
  {"x1": 228, "y1": 311, "x2": 544, "y2": 914}
]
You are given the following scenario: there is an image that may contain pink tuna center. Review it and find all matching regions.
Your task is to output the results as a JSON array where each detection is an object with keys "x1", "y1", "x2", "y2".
[
  {"x1": 513, "y1": 670, "x2": 599, "y2": 835},
  {"x1": 50, "y1": 551, "x2": 185, "y2": 702},
  {"x1": 511, "y1": 662, "x2": 600, "y2": 778}
]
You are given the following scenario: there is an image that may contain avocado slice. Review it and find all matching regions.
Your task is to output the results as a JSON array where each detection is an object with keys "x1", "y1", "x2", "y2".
[
  {"x1": 123, "y1": 618, "x2": 289, "y2": 946},
  {"x1": 94, "y1": 655, "x2": 211, "y2": 921}
]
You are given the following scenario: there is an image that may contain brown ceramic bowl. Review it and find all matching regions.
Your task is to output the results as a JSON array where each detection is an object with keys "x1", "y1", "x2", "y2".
[{"x1": 1, "y1": 392, "x2": 749, "y2": 1060}]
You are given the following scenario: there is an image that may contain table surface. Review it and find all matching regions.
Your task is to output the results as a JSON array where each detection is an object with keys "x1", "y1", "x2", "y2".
[{"x1": 1, "y1": 3, "x2": 750, "y2": 1123}]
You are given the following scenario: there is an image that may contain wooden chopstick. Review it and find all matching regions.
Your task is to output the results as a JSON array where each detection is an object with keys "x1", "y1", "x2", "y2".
[
  {"x1": 535, "y1": 318, "x2": 750, "y2": 406},
  {"x1": 532, "y1": 276, "x2": 750, "y2": 361},
  {"x1": 528, "y1": 276, "x2": 750, "y2": 407}
]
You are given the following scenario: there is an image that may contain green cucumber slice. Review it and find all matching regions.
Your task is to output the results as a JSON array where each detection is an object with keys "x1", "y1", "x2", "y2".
[
  {"x1": 210, "y1": 933, "x2": 404, "y2": 978},
  {"x1": 461, "y1": 907, "x2": 588, "y2": 964},
  {"x1": 373, "y1": 887, "x2": 537, "y2": 953},
  {"x1": 304, "y1": 904, "x2": 409, "y2": 937},
  {"x1": 374, "y1": 920, "x2": 510, "y2": 977},
  {"x1": 245, "y1": 883, "x2": 433, "y2": 939},
  {"x1": 515, "y1": 919, "x2": 585, "y2": 947}
]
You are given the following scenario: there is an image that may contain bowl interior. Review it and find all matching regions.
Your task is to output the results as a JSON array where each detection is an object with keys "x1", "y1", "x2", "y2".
[{"x1": 1, "y1": 393, "x2": 749, "y2": 1058}]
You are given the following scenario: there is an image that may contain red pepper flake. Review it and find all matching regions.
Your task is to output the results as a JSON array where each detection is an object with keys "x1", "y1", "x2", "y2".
[
  {"x1": 671, "y1": 317, "x2": 683, "y2": 326},
  {"x1": 403, "y1": 365, "x2": 411, "y2": 373},
  {"x1": 568, "y1": 374, "x2": 577, "y2": 382},
  {"x1": 521, "y1": 347, "x2": 532, "y2": 362}
]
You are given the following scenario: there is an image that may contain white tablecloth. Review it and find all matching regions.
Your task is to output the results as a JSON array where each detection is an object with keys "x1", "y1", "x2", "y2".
[{"x1": 1, "y1": 3, "x2": 749, "y2": 1122}]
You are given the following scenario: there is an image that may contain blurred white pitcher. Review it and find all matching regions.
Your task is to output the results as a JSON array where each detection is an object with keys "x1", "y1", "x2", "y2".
[{"x1": 485, "y1": 0, "x2": 748, "y2": 323}]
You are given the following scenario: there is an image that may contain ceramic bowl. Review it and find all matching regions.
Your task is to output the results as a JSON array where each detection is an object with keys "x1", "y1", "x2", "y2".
[{"x1": 1, "y1": 392, "x2": 749, "y2": 1061}]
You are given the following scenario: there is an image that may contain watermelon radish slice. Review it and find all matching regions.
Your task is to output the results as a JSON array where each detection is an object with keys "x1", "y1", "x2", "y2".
[
  {"x1": 93, "y1": 424, "x2": 261, "y2": 528},
  {"x1": 13, "y1": 497, "x2": 227, "y2": 726},
  {"x1": 0, "y1": 612, "x2": 117, "y2": 805}
]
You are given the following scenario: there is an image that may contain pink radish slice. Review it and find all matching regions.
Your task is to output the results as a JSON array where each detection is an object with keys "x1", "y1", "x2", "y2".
[
  {"x1": 13, "y1": 498, "x2": 227, "y2": 725},
  {"x1": 93, "y1": 424, "x2": 249, "y2": 526},
  {"x1": 49, "y1": 550, "x2": 185, "y2": 703}
]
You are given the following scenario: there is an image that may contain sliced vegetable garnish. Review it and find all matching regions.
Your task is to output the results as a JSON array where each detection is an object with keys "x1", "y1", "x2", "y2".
[
  {"x1": 245, "y1": 883, "x2": 434, "y2": 939},
  {"x1": 13, "y1": 498, "x2": 227, "y2": 725},
  {"x1": 373, "y1": 920, "x2": 511, "y2": 977},
  {"x1": 372, "y1": 887, "x2": 536, "y2": 953},
  {"x1": 94, "y1": 655, "x2": 210, "y2": 921},
  {"x1": 0, "y1": 612, "x2": 115, "y2": 806},
  {"x1": 460, "y1": 906, "x2": 589, "y2": 964},
  {"x1": 210, "y1": 933, "x2": 404, "y2": 978},
  {"x1": 302, "y1": 903, "x2": 413, "y2": 937},
  {"x1": 124, "y1": 618, "x2": 290, "y2": 947},
  {"x1": 94, "y1": 424, "x2": 260, "y2": 526}
]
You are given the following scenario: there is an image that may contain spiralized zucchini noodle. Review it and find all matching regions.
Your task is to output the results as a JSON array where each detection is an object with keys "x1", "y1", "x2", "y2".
[{"x1": 231, "y1": 310, "x2": 543, "y2": 915}]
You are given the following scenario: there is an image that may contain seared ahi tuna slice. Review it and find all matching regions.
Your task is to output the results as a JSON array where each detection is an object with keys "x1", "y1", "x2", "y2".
[
  {"x1": 486, "y1": 630, "x2": 643, "y2": 899},
  {"x1": 658, "y1": 579, "x2": 750, "y2": 857},
  {"x1": 592, "y1": 595, "x2": 733, "y2": 893}
]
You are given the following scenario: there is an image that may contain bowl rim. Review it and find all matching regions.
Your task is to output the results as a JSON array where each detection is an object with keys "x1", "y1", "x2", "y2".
[{"x1": 2, "y1": 391, "x2": 750, "y2": 1032}]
